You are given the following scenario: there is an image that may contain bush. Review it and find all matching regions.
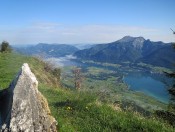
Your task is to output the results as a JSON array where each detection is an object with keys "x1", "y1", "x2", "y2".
[
  {"x1": 52, "y1": 68, "x2": 61, "y2": 82},
  {"x1": 0, "y1": 41, "x2": 12, "y2": 53}
]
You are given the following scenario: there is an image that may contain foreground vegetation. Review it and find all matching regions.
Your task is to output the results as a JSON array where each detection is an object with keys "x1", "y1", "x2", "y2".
[
  {"x1": 40, "y1": 85, "x2": 175, "y2": 132},
  {"x1": 0, "y1": 52, "x2": 60, "y2": 89},
  {"x1": 0, "y1": 52, "x2": 175, "y2": 131}
]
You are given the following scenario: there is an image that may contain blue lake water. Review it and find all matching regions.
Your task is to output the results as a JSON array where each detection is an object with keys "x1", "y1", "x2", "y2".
[
  {"x1": 51, "y1": 55, "x2": 170, "y2": 103},
  {"x1": 123, "y1": 73, "x2": 170, "y2": 103}
]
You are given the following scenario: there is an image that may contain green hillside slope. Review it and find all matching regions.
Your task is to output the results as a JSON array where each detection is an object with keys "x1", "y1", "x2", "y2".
[
  {"x1": 0, "y1": 52, "x2": 174, "y2": 131},
  {"x1": 0, "y1": 52, "x2": 59, "y2": 89}
]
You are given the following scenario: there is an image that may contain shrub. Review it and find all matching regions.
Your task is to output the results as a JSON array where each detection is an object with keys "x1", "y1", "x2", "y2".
[{"x1": 0, "y1": 41, "x2": 12, "y2": 53}]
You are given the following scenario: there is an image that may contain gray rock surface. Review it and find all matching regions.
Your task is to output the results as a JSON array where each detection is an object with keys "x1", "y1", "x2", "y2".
[{"x1": 0, "y1": 63, "x2": 57, "y2": 132}]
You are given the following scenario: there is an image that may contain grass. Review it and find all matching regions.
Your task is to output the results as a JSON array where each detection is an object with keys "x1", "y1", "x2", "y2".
[
  {"x1": 0, "y1": 52, "x2": 28, "y2": 88},
  {"x1": 39, "y1": 85, "x2": 175, "y2": 132},
  {"x1": 0, "y1": 52, "x2": 175, "y2": 131},
  {"x1": 0, "y1": 52, "x2": 59, "y2": 89}
]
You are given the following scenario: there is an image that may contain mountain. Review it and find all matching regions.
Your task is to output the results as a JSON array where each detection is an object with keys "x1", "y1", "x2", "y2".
[
  {"x1": 73, "y1": 44, "x2": 96, "y2": 50},
  {"x1": 74, "y1": 36, "x2": 174, "y2": 68},
  {"x1": 14, "y1": 43, "x2": 79, "y2": 58}
]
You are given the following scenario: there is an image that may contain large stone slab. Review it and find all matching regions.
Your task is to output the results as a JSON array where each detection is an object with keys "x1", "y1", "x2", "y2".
[{"x1": 0, "y1": 63, "x2": 57, "y2": 132}]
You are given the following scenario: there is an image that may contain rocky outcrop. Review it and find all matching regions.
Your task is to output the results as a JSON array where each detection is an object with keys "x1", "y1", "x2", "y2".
[{"x1": 0, "y1": 63, "x2": 57, "y2": 132}]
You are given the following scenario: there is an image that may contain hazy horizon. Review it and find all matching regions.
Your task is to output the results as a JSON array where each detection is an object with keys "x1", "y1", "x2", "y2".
[
  {"x1": 0, "y1": 0, "x2": 175, "y2": 45},
  {"x1": 11, "y1": 35, "x2": 173, "y2": 46}
]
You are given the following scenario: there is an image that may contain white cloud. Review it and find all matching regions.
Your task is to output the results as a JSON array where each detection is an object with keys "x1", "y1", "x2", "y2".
[{"x1": 0, "y1": 23, "x2": 174, "y2": 45}]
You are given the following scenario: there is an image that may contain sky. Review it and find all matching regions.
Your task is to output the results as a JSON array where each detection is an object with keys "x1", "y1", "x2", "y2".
[{"x1": 0, "y1": 0, "x2": 175, "y2": 45}]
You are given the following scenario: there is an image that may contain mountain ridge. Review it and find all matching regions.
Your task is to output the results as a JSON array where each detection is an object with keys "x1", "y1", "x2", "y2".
[
  {"x1": 74, "y1": 36, "x2": 174, "y2": 68},
  {"x1": 14, "y1": 43, "x2": 79, "y2": 58}
]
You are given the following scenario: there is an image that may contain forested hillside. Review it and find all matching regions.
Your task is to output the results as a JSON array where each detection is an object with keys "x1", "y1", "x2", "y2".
[{"x1": 74, "y1": 36, "x2": 175, "y2": 69}]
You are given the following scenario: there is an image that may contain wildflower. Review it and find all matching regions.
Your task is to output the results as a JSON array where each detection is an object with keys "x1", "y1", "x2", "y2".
[{"x1": 67, "y1": 106, "x2": 72, "y2": 110}]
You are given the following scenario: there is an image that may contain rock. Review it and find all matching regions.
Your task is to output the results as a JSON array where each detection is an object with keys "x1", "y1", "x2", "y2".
[{"x1": 0, "y1": 63, "x2": 57, "y2": 132}]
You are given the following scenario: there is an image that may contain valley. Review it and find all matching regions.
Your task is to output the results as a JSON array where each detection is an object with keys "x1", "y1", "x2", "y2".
[
  {"x1": 55, "y1": 57, "x2": 170, "y2": 113},
  {"x1": 1, "y1": 36, "x2": 175, "y2": 130},
  {"x1": 14, "y1": 36, "x2": 174, "y2": 114}
]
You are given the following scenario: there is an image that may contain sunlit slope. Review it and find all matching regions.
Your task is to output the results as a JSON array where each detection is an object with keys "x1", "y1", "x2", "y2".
[{"x1": 0, "y1": 52, "x2": 174, "y2": 131}]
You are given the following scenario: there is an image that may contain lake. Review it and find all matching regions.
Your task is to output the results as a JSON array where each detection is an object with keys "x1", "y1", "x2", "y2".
[
  {"x1": 51, "y1": 56, "x2": 171, "y2": 103},
  {"x1": 123, "y1": 72, "x2": 170, "y2": 103}
]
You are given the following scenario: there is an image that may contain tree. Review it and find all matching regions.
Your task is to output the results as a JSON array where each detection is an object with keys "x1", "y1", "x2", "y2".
[
  {"x1": 72, "y1": 67, "x2": 82, "y2": 90},
  {"x1": 52, "y1": 68, "x2": 61, "y2": 82},
  {"x1": 166, "y1": 31, "x2": 175, "y2": 114},
  {"x1": 166, "y1": 49, "x2": 175, "y2": 113},
  {"x1": 155, "y1": 31, "x2": 175, "y2": 126},
  {"x1": 0, "y1": 41, "x2": 12, "y2": 53}
]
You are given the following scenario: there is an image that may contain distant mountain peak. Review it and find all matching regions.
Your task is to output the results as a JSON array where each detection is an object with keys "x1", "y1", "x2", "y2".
[
  {"x1": 118, "y1": 36, "x2": 145, "y2": 43},
  {"x1": 118, "y1": 36, "x2": 135, "y2": 42},
  {"x1": 132, "y1": 37, "x2": 145, "y2": 49},
  {"x1": 117, "y1": 36, "x2": 145, "y2": 49}
]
